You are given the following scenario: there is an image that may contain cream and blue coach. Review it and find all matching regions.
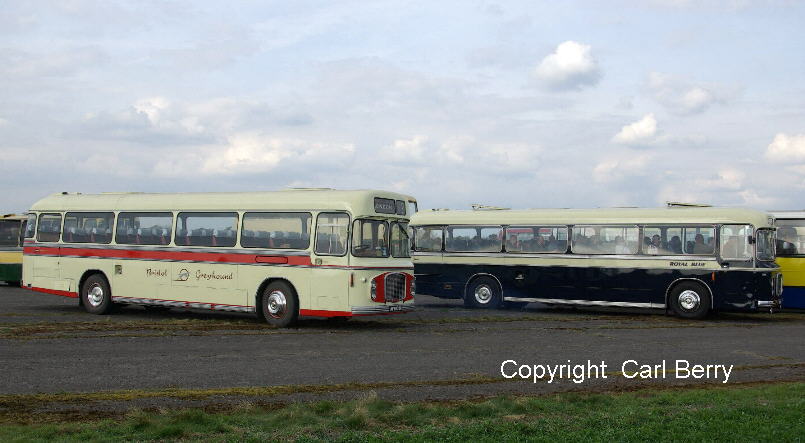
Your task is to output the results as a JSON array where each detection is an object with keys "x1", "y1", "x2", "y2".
[
  {"x1": 410, "y1": 206, "x2": 782, "y2": 319},
  {"x1": 22, "y1": 189, "x2": 417, "y2": 327}
]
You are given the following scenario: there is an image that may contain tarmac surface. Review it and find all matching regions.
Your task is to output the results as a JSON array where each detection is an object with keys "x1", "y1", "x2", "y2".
[{"x1": 1, "y1": 282, "x2": 803, "y2": 417}]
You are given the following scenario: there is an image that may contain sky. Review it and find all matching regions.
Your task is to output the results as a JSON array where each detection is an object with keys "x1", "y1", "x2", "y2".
[{"x1": 1, "y1": 0, "x2": 804, "y2": 213}]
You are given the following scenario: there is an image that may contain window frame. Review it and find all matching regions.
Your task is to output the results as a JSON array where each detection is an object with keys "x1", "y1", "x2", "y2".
[
  {"x1": 444, "y1": 225, "x2": 504, "y2": 253},
  {"x1": 570, "y1": 224, "x2": 641, "y2": 256},
  {"x1": 240, "y1": 211, "x2": 312, "y2": 250},
  {"x1": 174, "y1": 212, "x2": 239, "y2": 248},
  {"x1": 504, "y1": 225, "x2": 569, "y2": 254},
  {"x1": 351, "y1": 218, "x2": 390, "y2": 258},
  {"x1": 314, "y1": 211, "x2": 351, "y2": 257},
  {"x1": 412, "y1": 225, "x2": 445, "y2": 252},
  {"x1": 62, "y1": 212, "x2": 115, "y2": 245},
  {"x1": 36, "y1": 213, "x2": 63, "y2": 243},
  {"x1": 719, "y1": 224, "x2": 754, "y2": 262},
  {"x1": 115, "y1": 212, "x2": 175, "y2": 246}
]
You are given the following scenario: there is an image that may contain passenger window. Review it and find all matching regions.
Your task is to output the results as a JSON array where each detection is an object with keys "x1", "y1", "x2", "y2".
[
  {"x1": 684, "y1": 227, "x2": 715, "y2": 255},
  {"x1": 24, "y1": 213, "x2": 36, "y2": 238},
  {"x1": 643, "y1": 227, "x2": 683, "y2": 255},
  {"x1": 242, "y1": 212, "x2": 312, "y2": 249},
  {"x1": 352, "y1": 219, "x2": 389, "y2": 257},
  {"x1": 0, "y1": 220, "x2": 21, "y2": 246},
  {"x1": 63, "y1": 212, "x2": 115, "y2": 244},
  {"x1": 36, "y1": 213, "x2": 62, "y2": 242},
  {"x1": 315, "y1": 213, "x2": 349, "y2": 255},
  {"x1": 414, "y1": 226, "x2": 443, "y2": 252},
  {"x1": 506, "y1": 226, "x2": 568, "y2": 253},
  {"x1": 446, "y1": 226, "x2": 503, "y2": 252},
  {"x1": 572, "y1": 226, "x2": 639, "y2": 255},
  {"x1": 116, "y1": 213, "x2": 174, "y2": 245},
  {"x1": 775, "y1": 220, "x2": 803, "y2": 256},
  {"x1": 720, "y1": 225, "x2": 751, "y2": 260},
  {"x1": 175, "y1": 213, "x2": 238, "y2": 247}
]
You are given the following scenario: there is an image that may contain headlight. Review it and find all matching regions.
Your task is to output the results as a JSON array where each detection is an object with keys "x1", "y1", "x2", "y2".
[
  {"x1": 370, "y1": 280, "x2": 377, "y2": 301},
  {"x1": 410, "y1": 279, "x2": 416, "y2": 296}
]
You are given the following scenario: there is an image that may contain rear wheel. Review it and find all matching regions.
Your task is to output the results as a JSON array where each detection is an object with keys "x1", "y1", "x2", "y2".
[
  {"x1": 261, "y1": 281, "x2": 299, "y2": 327},
  {"x1": 81, "y1": 274, "x2": 114, "y2": 314},
  {"x1": 669, "y1": 281, "x2": 711, "y2": 319},
  {"x1": 465, "y1": 277, "x2": 502, "y2": 309}
]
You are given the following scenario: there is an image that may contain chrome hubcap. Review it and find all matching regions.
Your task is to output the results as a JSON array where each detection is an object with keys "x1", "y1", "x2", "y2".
[
  {"x1": 87, "y1": 284, "x2": 104, "y2": 307},
  {"x1": 266, "y1": 290, "x2": 287, "y2": 318},
  {"x1": 474, "y1": 285, "x2": 493, "y2": 304},
  {"x1": 678, "y1": 290, "x2": 700, "y2": 311}
]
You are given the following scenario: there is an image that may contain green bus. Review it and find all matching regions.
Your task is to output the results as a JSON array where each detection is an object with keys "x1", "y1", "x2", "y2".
[{"x1": 0, "y1": 214, "x2": 27, "y2": 285}]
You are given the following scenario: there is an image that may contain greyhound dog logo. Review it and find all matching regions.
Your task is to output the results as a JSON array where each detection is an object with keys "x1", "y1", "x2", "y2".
[{"x1": 175, "y1": 268, "x2": 190, "y2": 282}]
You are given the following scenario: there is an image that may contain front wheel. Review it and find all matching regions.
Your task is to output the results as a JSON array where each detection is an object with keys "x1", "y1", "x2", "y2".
[
  {"x1": 669, "y1": 282, "x2": 711, "y2": 319},
  {"x1": 81, "y1": 274, "x2": 114, "y2": 314},
  {"x1": 261, "y1": 281, "x2": 299, "y2": 327},
  {"x1": 464, "y1": 277, "x2": 502, "y2": 309}
]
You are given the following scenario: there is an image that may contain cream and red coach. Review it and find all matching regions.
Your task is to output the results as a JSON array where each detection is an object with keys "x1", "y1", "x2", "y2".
[{"x1": 22, "y1": 189, "x2": 417, "y2": 327}]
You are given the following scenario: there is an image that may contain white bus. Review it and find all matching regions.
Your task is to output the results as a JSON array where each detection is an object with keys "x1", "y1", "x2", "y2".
[
  {"x1": 22, "y1": 189, "x2": 417, "y2": 327},
  {"x1": 410, "y1": 206, "x2": 782, "y2": 319}
]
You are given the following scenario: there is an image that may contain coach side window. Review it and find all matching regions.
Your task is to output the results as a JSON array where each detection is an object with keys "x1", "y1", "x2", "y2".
[
  {"x1": 413, "y1": 226, "x2": 443, "y2": 252},
  {"x1": 572, "y1": 226, "x2": 639, "y2": 255},
  {"x1": 175, "y1": 212, "x2": 238, "y2": 247},
  {"x1": 315, "y1": 213, "x2": 349, "y2": 256},
  {"x1": 63, "y1": 212, "x2": 114, "y2": 244},
  {"x1": 446, "y1": 226, "x2": 502, "y2": 252},
  {"x1": 720, "y1": 225, "x2": 752, "y2": 260},
  {"x1": 506, "y1": 226, "x2": 568, "y2": 253},
  {"x1": 683, "y1": 227, "x2": 715, "y2": 255},
  {"x1": 242, "y1": 212, "x2": 312, "y2": 250},
  {"x1": 116, "y1": 212, "x2": 174, "y2": 245},
  {"x1": 36, "y1": 213, "x2": 62, "y2": 243}
]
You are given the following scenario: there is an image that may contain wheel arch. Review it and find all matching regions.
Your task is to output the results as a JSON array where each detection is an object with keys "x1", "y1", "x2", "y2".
[{"x1": 665, "y1": 277, "x2": 714, "y2": 310}]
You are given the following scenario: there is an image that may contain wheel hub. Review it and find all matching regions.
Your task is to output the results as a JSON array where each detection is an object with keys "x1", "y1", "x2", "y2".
[
  {"x1": 87, "y1": 284, "x2": 104, "y2": 307},
  {"x1": 267, "y1": 290, "x2": 287, "y2": 318},
  {"x1": 474, "y1": 285, "x2": 493, "y2": 304},
  {"x1": 678, "y1": 290, "x2": 700, "y2": 311}
]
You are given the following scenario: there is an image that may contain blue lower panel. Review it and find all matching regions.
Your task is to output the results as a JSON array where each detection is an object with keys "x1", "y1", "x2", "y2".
[{"x1": 782, "y1": 286, "x2": 805, "y2": 309}]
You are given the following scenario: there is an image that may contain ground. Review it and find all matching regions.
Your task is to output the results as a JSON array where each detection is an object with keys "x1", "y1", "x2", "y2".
[{"x1": 0, "y1": 283, "x2": 803, "y2": 436}]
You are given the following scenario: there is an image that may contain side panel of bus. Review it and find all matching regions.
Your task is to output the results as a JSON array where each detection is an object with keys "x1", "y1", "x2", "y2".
[{"x1": 777, "y1": 257, "x2": 805, "y2": 309}]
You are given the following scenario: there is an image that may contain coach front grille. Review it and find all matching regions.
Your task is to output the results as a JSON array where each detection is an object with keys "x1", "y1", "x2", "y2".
[{"x1": 384, "y1": 273, "x2": 406, "y2": 303}]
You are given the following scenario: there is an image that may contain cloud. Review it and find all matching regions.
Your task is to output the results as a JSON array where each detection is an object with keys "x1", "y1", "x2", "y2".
[
  {"x1": 612, "y1": 113, "x2": 658, "y2": 145},
  {"x1": 534, "y1": 41, "x2": 601, "y2": 91},
  {"x1": 592, "y1": 153, "x2": 653, "y2": 184},
  {"x1": 766, "y1": 133, "x2": 805, "y2": 162},
  {"x1": 647, "y1": 72, "x2": 730, "y2": 115}
]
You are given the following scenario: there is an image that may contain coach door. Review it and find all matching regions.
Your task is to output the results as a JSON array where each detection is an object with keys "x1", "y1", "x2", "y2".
[
  {"x1": 31, "y1": 213, "x2": 63, "y2": 289},
  {"x1": 311, "y1": 212, "x2": 350, "y2": 312}
]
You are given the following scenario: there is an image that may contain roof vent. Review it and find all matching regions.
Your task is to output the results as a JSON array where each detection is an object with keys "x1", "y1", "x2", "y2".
[
  {"x1": 666, "y1": 201, "x2": 712, "y2": 208},
  {"x1": 471, "y1": 204, "x2": 510, "y2": 211},
  {"x1": 285, "y1": 187, "x2": 335, "y2": 191}
]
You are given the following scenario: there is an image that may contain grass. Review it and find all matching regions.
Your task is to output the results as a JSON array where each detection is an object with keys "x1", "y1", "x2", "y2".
[{"x1": 0, "y1": 382, "x2": 801, "y2": 441}]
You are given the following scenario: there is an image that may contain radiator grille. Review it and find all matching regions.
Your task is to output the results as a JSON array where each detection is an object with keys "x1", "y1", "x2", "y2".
[{"x1": 384, "y1": 273, "x2": 406, "y2": 303}]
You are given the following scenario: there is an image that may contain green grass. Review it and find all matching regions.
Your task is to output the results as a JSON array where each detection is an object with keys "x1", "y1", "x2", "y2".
[{"x1": 0, "y1": 382, "x2": 802, "y2": 442}]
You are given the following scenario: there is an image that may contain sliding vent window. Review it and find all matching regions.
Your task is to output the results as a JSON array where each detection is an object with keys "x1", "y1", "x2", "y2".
[
  {"x1": 572, "y1": 226, "x2": 639, "y2": 255},
  {"x1": 116, "y1": 213, "x2": 173, "y2": 245},
  {"x1": 414, "y1": 226, "x2": 443, "y2": 252},
  {"x1": 720, "y1": 225, "x2": 752, "y2": 260},
  {"x1": 176, "y1": 213, "x2": 238, "y2": 247},
  {"x1": 63, "y1": 213, "x2": 114, "y2": 244},
  {"x1": 315, "y1": 213, "x2": 349, "y2": 256},
  {"x1": 352, "y1": 219, "x2": 389, "y2": 257},
  {"x1": 391, "y1": 222, "x2": 410, "y2": 258},
  {"x1": 505, "y1": 226, "x2": 568, "y2": 253},
  {"x1": 446, "y1": 226, "x2": 503, "y2": 253},
  {"x1": 242, "y1": 213, "x2": 312, "y2": 249},
  {"x1": 36, "y1": 213, "x2": 62, "y2": 243}
]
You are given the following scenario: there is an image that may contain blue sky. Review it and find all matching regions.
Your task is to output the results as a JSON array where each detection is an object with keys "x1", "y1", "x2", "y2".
[{"x1": 1, "y1": 0, "x2": 804, "y2": 213}]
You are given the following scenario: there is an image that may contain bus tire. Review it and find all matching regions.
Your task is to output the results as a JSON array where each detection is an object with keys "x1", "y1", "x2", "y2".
[
  {"x1": 261, "y1": 281, "x2": 299, "y2": 327},
  {"x1": 81, "y1": 273, "x2": 114, "y2": 315},
  {"x1": 669, "y1": 281, "x2": 711, "y2": 320},
  {"x1": 465, "y1": 277, "x2": 502, "y2": 309}
]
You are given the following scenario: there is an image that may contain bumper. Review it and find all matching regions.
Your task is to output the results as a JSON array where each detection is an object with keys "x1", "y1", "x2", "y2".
[
  {"x1": 351, "y1": 303, "x2": 416, "y2": 316},
  {"x1": 757, "y1": 299, "x2": 781, "y2": 310}
]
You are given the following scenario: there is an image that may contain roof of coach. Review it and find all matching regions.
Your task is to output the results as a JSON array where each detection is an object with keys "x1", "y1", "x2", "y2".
[
  {"x1": 411, "y1": 207, "x2": 774, "y2": 228},
  {"x1": 29, "y1": 189, "x2": 416, "y2": 215}
]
